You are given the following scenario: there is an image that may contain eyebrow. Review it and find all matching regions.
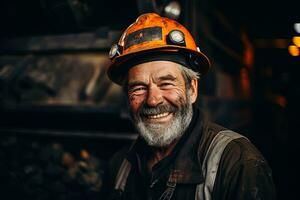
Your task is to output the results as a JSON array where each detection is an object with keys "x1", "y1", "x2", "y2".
[
  {"x1": 158, "y1": 74, "x2": 177, "y2": 81},
  {"x1": 128, "y1": 81, "x2": 147, "y2": 89},
  {"x1": 127, "y1": 74, "x2": 177, "y2": 89}
]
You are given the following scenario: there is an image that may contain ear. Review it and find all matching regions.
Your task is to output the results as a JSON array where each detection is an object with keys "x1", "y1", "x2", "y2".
[{"x1": 189, "y1": 78, "x2": 198, "y2": 103}]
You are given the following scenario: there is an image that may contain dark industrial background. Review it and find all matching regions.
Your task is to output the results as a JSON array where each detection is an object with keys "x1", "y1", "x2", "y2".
[{"x1": 0, "y1": 0, "x2": 298, "y2": 199}]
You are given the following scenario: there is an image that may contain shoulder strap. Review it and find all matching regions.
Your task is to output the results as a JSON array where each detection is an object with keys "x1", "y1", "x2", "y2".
[
  {"x1": 114, "y1": 159, "x2": 131, "y2": 191},
  {"x1": 195, "y1": 130, "x2": 247, "y2": 200},
  {"x1": 114, "y1": 140, "x2": 138, "y2": 192}
]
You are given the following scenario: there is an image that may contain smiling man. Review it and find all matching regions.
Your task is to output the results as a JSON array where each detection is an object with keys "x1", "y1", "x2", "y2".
[
  {"x1": 105, "y1": 13, "x2": 275, "y2": 200},
  {"x1": 127, "y1": 61, "x2": 196, "y2": 149}
]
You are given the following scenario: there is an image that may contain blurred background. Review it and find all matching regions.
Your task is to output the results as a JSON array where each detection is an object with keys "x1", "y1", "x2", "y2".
[{"x1": 0, "y1": 0, "x2": 298, "y2": 199}]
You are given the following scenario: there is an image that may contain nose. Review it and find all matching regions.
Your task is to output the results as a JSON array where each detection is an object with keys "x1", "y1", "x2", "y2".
[{"x1": 146, "y1": 85, "x2": 163, "y2": 107}]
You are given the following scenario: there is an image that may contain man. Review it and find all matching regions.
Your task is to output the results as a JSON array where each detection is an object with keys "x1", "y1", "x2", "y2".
[{"x1": 105, "y1": 13, "x2": 275, "y2": 200}]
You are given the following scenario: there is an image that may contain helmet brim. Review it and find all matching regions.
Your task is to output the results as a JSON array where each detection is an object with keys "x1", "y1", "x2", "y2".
[{"x1": 107, "y1": 46, "x2": 211, "y2": 85}]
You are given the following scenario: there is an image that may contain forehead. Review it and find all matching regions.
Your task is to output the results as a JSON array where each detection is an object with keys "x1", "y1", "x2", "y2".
[{"x1": 127, "y1": 60, "x2": 183, "y2": 82}]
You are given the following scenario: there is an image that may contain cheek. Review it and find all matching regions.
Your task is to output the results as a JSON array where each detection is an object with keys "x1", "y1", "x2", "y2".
[
  {"x1": 129, "y1": 95, "x2": 145, "y2": 112},
  {"x1": 163, "y1": 89, "x2": 186, "y2": 105}
]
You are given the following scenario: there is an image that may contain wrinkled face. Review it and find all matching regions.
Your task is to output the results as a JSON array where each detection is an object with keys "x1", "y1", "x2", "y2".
[{"x1": 127, "y1": 61, "x2": 198, "y2": 147}]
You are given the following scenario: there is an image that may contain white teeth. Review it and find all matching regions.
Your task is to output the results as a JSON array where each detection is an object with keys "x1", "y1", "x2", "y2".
[{"x1": 147, "y1": 112, "x2": 170, "y2": 119}]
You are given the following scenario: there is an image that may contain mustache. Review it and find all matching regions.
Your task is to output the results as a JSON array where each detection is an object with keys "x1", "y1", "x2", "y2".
[{"x1": 138, "y1": 103, "x2": 178, "y2": 117}]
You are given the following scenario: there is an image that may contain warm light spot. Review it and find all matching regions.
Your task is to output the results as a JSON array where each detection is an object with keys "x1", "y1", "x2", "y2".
[
  {"x1": 275, "y1": 95, "x2": 287, "y2": 108},
  {"x1": 241, "y1": 31, "x2": 254, "y2": 68},
  {"x1": 80, "y1": 149, "x2": 90, "y2": 160},
  {"x1": 294, "y1": 23, "x2": 300, "y2": 34},
  {"x1": 292, "y1": 36, "x2": 300, "y2": 47},
  {"x1": 288, "y1": 45, "x2": 299, "y2": 56},
  {"x1": 240, "y1": 68, "x2": 251, "y2": 99}
]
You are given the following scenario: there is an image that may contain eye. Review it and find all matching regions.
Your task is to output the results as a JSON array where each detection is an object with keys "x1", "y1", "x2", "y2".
[
  {"x1": 134, "y1": 87, "x2": 146, "y2": 92},
  {"x1": 160, "y1": 82, "x2": 174, "y2": 88},
  {"x1": 129, "y1": 86, "x2": 147, "y2": 95}
]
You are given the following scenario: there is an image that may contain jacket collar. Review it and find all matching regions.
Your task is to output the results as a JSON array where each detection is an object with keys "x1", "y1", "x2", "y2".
[{"x1": 172, "y1": 107, "x2": 204, "y2": 184}]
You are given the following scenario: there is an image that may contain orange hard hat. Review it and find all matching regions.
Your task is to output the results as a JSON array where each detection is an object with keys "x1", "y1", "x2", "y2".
[{"x1": 107, "y1": 13, "x2": 210, "y2": 85}]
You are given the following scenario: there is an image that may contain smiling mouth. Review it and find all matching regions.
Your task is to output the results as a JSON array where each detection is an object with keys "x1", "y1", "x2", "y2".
[
  {"x1": 147, "y1": 112, "x2": 171, "y2": 119},
  {"x1": 139, "y1": 104, "x2": 177, "y2": 123}
]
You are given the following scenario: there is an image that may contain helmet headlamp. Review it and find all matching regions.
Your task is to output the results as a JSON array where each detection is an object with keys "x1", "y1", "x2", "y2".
[
  {"x1": 109, "y1": 44, "x2": 122, "y2": 59},
  {"x1": 168, "y1": 30, "x2": 185, "y2": 46}
]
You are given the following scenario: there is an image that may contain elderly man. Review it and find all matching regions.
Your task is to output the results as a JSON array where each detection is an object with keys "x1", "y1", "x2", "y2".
[{"x1": 105, "y1": 13, "x2": 275, "y2": 200}]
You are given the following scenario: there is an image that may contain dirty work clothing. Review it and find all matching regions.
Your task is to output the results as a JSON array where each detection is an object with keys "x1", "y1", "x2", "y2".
[{"x1": 106, "y1": 107, "x2": 276, "y2": 200}]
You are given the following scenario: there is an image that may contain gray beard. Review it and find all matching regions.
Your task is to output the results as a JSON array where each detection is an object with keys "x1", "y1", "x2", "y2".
[{"x1": 131, "y1": 93, "x2": 193, "y2": 148}]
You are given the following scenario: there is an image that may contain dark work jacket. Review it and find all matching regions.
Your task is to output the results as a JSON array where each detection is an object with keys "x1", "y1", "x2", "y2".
[{"x1": 106, "y1": 107, "x2": 276, "y2": 200}]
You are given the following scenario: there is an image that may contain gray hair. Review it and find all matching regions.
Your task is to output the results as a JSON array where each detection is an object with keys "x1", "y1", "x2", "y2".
[{"x1": 178, "y1": 65, "x2": 200, "y2": 88}]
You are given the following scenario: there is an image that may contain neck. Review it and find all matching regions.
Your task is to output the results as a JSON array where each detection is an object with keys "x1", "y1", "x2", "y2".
[{"x1": 147, "y1": 139, "x2": 178, "y2": 171}]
